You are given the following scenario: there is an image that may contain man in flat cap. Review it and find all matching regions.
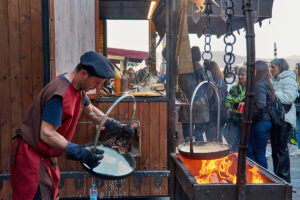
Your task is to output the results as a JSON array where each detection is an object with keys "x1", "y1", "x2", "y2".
[{"x1": 10, "y1": 51, "x2": 134, "y2": 200}]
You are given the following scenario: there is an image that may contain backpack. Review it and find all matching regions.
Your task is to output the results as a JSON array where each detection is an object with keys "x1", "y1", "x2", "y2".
[{"x1": 267, "y1": 96, "x2": 286, "y2": 127}]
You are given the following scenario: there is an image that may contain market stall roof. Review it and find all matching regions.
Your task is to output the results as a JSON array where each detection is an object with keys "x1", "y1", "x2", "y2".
[
  {"x1": 152, "y1": 0, "x2": 274, "y2": 38},
  {"x1": 107, "y1": 48, "x2": 149, "y2": 63},
  {"x1": 99, "y1": 0, "x2": 154, "y2": 19}
]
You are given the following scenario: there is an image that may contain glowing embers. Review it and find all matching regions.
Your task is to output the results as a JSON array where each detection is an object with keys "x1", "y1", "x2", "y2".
[{"x1": 177, "y1": 153, "x2": 272, "y2": 184}]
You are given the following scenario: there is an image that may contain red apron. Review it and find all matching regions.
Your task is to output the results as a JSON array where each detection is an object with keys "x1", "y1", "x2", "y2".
[{"x1": 10, "y1": 81, "x2": 84, "y2": 200}]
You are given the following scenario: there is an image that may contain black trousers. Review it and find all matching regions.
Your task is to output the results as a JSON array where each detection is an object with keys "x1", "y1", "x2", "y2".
[{"x1": 270, "y1": 121, "x2": 291, "y2": 183}]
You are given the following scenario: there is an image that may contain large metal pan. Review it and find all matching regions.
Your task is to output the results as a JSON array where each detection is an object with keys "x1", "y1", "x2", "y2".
[
  {"x1": 82, "y1": 142, "x2": 136, "y2": 180},
  {"x1": 178, "y1": 81, "x2": 231, "y2": 160},
  {"x1": 81, "y1": 94, "x2": 136, "y2": 179}
]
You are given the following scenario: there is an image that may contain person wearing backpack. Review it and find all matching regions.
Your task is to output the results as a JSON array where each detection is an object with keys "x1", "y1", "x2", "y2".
[
  {"x1": 204, "y1": 61, "x2": 228, "y2": 142},
  {"x1": 270, "y1": 58, "x2": 298, "y2": 183},
  {"x1": 247, "y1": 61, "x2": 275, "y2": 169}
]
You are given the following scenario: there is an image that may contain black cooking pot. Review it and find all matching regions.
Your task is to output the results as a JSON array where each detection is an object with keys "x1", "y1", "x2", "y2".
[{"x1": 178, "y1": 81, "x2": 231, "y2": 160}]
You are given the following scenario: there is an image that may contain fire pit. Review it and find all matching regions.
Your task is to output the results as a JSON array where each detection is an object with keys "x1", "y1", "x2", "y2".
[{"x1": 171, "y1": 153, "x2": 292, "y2": 200}]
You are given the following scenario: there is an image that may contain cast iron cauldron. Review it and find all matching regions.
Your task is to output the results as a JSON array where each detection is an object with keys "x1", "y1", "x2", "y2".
[{"x1": 178, "y1": 81, "x2": 231, "y2": 159}]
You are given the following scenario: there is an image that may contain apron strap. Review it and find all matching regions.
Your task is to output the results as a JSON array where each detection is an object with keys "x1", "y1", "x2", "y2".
[{"x1": 10, "y1": 130, "x2": 22, "y2": 166}]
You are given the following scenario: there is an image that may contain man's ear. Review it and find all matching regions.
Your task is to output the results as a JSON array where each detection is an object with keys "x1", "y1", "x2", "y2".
[{"x1": 79, "y1": 69, "x2": 89, "y2": 77}]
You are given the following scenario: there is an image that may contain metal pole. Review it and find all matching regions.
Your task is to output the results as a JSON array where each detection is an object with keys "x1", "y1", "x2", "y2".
[
  {"x1": 237, "y1": 1, "x2": 256, "y2": 200},
  {"x1": 166, "y1": 0, "x2": 178, "y2": 156},
  {"x1": 167, "y1": 0, "x2": 179, "y2": 199}
]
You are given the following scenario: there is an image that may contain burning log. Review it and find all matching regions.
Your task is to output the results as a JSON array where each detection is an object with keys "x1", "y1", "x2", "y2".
[
  {"x1": 177, "y1": 153, "x2": 272, "y2": 184},
  {"x1": 172, "y1": 153, "x2": 293, "y2": 200}
]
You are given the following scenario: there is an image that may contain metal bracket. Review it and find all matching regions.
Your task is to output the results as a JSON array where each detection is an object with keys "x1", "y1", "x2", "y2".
[
  {"x1": 0, "y1": 174, "x2": 10, "y2": 190},
  {"x1": 131, "y1": 170, "x2": 170, "y2": 189},
  {"x1": 114, "y1": 179, "x2": 125, "y2": 188},
  {"x1": 95, "y1": 178, "x2": 104, "y2": 188},
  {"x1": 154, "y1": 176, "x2": 163, "y2": 188},
  {"x1": 133, "y1": 175, "x2": 143, "y2": 188},
  {"x1": 74, "y1": 177, "x2": 84, "y2": 190},
  {"x1": 59, "y1": 172, "x2": 91, "y2": 189},
  {"x1": 0, "y1": 170, "x2": 170, "y2": 190},
  {"x1": 58, "y1": 178, "x2": 65, "y2": 189}
]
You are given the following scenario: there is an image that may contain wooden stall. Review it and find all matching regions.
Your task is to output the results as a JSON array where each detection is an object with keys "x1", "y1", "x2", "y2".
[
  {"x1": 0, "y1": 0, "x2": 170, "y2": 198},
  {"x1": 0, "y1": 0, "x2": 45, "y2": 199}
]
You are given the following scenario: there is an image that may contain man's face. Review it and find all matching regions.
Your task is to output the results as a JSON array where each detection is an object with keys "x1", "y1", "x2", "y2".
[{"x1": 80, "y1": 75, "x2": 106, "y2": 92}]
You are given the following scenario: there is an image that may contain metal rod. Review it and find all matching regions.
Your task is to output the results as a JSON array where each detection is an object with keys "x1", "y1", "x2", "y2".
[
  {"x1": 237, "y1": 1, "x2": 256, "y2": 200},
  {"x1": 166, "y1": 0, "x2": 178, "y2": 155},
  {"x1": 189, "y1": 81, "x2": 220, "y2": 153},
  {"x1": 93, "y1": 94, "x2": 136, "y2": 151},
  {"x1": 42, "y1": 0, "x2": 51, "y2": 85}
]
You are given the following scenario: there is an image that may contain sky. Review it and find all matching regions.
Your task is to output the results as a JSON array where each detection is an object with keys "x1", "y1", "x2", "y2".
[{"x1": 107, "y1": 0, "x2": 300, "y2": 59}]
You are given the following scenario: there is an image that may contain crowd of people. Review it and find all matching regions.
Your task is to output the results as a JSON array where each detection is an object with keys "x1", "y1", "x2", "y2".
[{"x1": 178, "y1": 46, "x2": 300, "y2": 183}]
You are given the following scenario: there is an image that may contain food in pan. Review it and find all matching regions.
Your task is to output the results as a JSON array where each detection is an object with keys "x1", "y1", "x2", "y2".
[
  {"x1": 87, "y1": 145, "x2": 133, "y2": 176},
  {"x1": 180, "y1": 143, "x2": 228, "y2": 153}
]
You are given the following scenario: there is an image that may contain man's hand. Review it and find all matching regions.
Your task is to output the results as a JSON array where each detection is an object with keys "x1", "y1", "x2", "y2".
[
  {"x1": 105, "y1": 118, "x2": 135, "y2": 144},
  {"x1": 65, "y1": 142, "x2": 104, "y2": 169},
  {"x1": 119, "y1": 125, "x2": 134, "y2": 144}
]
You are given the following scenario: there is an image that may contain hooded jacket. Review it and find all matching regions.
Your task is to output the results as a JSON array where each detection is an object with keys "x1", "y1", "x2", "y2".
[{"x1": 272, "y1": 70, "x2": 298, "y2": 128}]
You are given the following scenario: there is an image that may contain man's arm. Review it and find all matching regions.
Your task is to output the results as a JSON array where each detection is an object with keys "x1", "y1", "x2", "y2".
[
  {"x1": 40, "y1": 120, "x2": 68, "y2": 150},
  {"x1": 83, "y1": 103, "x2": 107, "y2": 124}
]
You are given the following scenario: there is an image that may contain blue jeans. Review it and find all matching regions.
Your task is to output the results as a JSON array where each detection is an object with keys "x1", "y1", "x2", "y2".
[
  {"x1": 182, "y1": 123, "x2": 206, "y2": 142},
  {"x1": 247, "y1": 121, "x2": 271, "y2": 169},
  {"x1": 295, "y1": 113, "x2": 300, "y2": 148}
]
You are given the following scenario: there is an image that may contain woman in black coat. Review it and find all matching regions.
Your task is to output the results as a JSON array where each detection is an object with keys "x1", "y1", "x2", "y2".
[{"x1": 247, "y1": 60, "x2": 275, "y2": 169}]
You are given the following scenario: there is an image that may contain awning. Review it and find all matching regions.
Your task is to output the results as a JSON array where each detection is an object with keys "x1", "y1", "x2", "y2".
[
  {"x1": 107, "y1": 48, "x2": 149, "y2": 63},
  {"x1": 152, "y1": 0, "x2": 274, "y2": 38}
]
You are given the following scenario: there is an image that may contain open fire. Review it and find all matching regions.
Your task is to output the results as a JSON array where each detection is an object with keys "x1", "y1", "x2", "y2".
[{"x1": 177, "y1": 153, "x2": 272, "y2": 184}]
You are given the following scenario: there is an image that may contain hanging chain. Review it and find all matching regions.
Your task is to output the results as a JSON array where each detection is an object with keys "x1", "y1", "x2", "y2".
[
  {"x1": 223, "y1": 0, "x2": 236, "y2": 84},
  {"x1": 201, "y1": 0, "x2": 213, "y2": 63}
]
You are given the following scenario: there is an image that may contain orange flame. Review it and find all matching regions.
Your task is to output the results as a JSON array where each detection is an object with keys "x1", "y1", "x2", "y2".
[
  {"x1": 248, "y1": 165, "x2": 264, "y2": 184},
  {"x1": 195, "y1": 155, "x2": 237, "y2": 184},
  {"x1": 177, "y1": 153, "x2": 272, "y2": 184}
]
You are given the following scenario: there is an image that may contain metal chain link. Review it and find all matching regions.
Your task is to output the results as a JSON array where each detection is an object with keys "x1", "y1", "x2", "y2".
[
  {"x1": 223, "y1": 0, "x2": 236, "y2": 84},
  {"x1": 201, "y1": 0, "x2": 213, "y2": 63}
]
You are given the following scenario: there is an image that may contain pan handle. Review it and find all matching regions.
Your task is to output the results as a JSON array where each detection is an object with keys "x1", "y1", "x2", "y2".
[
  {"x1": 189, "y1": 81, "x2": 220, "y2": 153},
  {"x1": 93, "y1": 94, "x2": 136, "y2": 151}
]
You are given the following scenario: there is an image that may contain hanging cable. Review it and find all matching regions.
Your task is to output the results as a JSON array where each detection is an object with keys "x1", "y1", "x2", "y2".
[{"x1": 223, "y1": 0, "x2": 236, "y2": 84}]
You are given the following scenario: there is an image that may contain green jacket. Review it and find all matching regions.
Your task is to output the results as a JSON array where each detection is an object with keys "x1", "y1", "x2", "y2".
[{"x1": 225, "y1": 83, "x2": 245, "y2": 113}]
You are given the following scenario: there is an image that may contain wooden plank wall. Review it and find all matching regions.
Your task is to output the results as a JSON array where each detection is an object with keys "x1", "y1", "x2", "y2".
[
  {"x1": 54, "y1": 0, "x2": 96, "y2": 76},
  {"x1": 57, "y1": 101, "x2": 168, "y2": 198},
  {"x1": 0, "y1": 0, "x2": 44, "y2": 199}
]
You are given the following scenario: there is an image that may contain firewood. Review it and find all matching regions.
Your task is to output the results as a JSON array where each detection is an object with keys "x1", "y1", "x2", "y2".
[
  {"x1": 210, "y1": 173, "x2": 219, "y2": 183},
  {"x1": 220, "y1": 180, "x2": 228, "y2": 184}
]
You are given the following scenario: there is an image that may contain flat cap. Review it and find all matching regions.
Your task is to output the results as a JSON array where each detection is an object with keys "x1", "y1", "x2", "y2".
[{"x1": 80, "y1": 51, "x2": 115, "y2": 78}]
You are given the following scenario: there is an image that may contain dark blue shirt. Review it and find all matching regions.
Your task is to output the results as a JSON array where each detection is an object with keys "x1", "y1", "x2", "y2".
[{"x1": 41, "y1": 74, "x2": 91, "y2": 126}]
